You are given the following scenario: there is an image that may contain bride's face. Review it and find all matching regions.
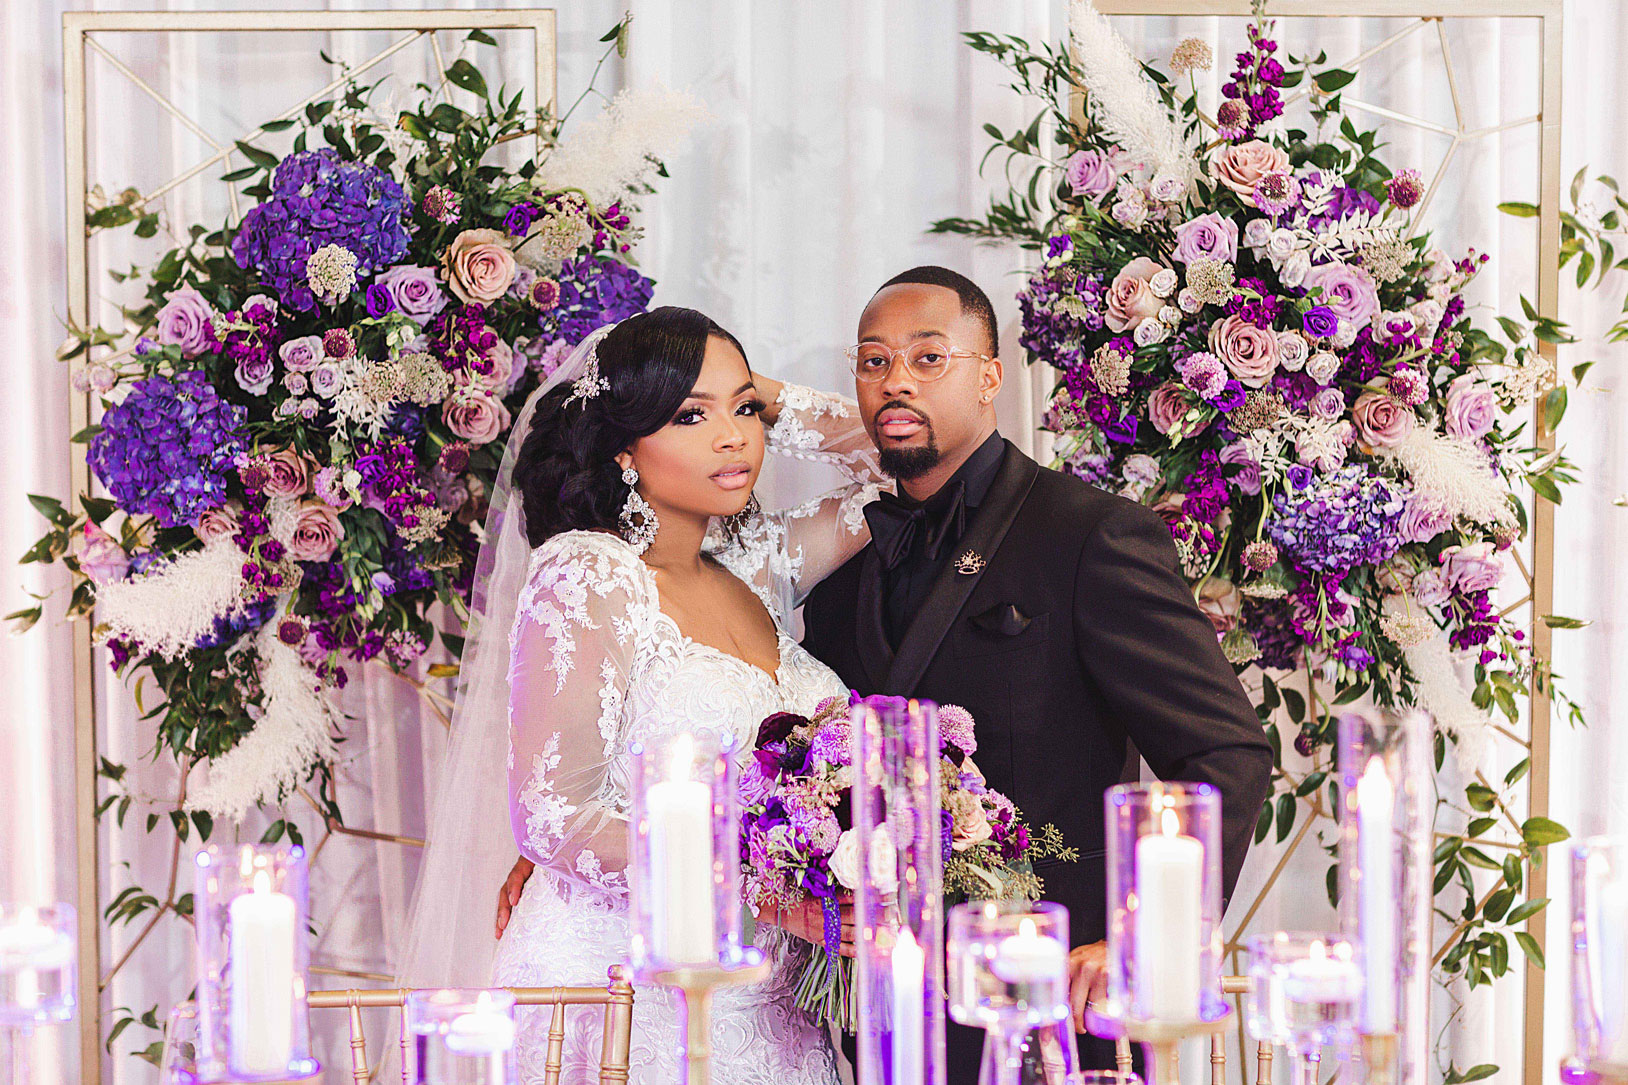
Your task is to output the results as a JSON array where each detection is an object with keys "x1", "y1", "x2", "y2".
[{"x1": 616, "y1": 335, "x2": 767, "y2": 525}]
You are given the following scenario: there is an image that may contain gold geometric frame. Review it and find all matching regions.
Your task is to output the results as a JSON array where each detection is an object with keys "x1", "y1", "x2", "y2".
[
  {"x1": 60, "y1": 12, "x2": 556, "y2": 1082},
  {"x1": 1089, "y1": 4, "x2": 1562, "y2": 1082}
]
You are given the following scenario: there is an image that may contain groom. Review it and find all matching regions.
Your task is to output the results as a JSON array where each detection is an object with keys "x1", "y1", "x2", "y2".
[{"x1": 801, "y1": 266, "x2": 1272, "y2": 1077}]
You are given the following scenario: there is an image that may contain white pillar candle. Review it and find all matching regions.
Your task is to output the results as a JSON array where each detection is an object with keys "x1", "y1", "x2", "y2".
[
  {"x1": 445, "y1": 992, "x2": 516, "y2": 1056},
  {"x1": 1281, "y1": 941, "x2": 1364, "y2": 1004},
  {"x1": 228, "y1": 870, "x2": 297, "y2": 1076},
  {"x1": 646, "y1": 735, "x2": 716, "y2": 964},
  {"x1": 991, "y1": 917, "x2": 1067, "y2": 985},
  {"x1": 1133, "y1": 808, "x2": 1204, "y2": 1021},
  {"x1": 1356, "y1": 759, "x2": 1398, "y2": 1033},
  {"x1": 1586, "y1": 858, "x2": 1628, "y2": 1061},
  {"x1": 0, "y1": 910, "x2": 69, "y2": 1011},
  {"x1": 890, "y1": 927, "x2": 925, "y2": 1085}
]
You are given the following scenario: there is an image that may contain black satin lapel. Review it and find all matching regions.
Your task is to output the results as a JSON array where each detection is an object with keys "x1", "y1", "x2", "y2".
[
  {"x1": 853, "y1": 547, "x2": 892, "y2": 692},
  {"x1": 885, "y1": 442, "x2": 1039, "y2": 698}
]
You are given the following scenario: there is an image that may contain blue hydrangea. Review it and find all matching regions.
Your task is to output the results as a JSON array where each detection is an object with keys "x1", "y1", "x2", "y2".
[
  {"x1": 544, "y1": 254, "x2": 655, "y2": 344},
  {"x1": 88, "y1": 371, "x2": 248, "y2": 529},
  {"x1": 1266, "y1": 464, "x2": 1406, "y2": 577},
  {"x1": 194, "y1": 597, "x2": 276, "y2": 651},
  {"x1": 230, "y1": 149, "x2": 410, "y2": 311}
]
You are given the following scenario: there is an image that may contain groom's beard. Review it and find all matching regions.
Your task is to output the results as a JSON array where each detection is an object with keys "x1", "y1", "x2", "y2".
[{"x1": 874, "y1": 401, "x2": 941, "y2": 481}]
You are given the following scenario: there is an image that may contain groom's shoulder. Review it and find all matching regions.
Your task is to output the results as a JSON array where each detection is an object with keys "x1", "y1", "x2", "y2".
[{"x1": 1019, "y1": 454, "x2": 1156, "y2": 539}]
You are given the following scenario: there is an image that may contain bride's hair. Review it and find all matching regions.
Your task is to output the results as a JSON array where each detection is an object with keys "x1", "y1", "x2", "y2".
[{"x1": 514, "y1": 305, "x2": 749, "y2": 547}]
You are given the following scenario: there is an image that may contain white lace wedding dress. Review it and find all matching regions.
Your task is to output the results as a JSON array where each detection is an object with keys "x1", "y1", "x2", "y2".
[{"x1": 493, "y1": 385, "x2": 882, "y2": 1085}]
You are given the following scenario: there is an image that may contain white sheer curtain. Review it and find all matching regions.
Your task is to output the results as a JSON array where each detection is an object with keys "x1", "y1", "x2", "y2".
[{"x1": 0, "y1": 2, "x2": 1622, "y2": 1082}]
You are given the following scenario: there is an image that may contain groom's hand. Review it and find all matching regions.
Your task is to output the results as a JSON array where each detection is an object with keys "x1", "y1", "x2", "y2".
[
  {"x1": 495, "y1": 856, "x2": 535, "y2": 939},
  {"x1": 1067, "y1": 941, "x2": 1109, "y2": 1033},
  {"x1": 763, "y1": 898, "x2": 857, "y2": 958}
]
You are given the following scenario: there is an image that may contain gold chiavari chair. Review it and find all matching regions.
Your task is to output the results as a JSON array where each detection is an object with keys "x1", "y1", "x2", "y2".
[
  {"x1": 306, "y1": 965, "x2": 635, "y2": 1085},
  {"x1": 1112, "y1": 975, "x2": 1280, "y2": 1085}
]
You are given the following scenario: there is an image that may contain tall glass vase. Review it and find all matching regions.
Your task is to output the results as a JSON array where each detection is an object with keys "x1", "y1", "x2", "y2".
[
  {"x1": 1569, "y1": 837, "x2": 1628, "y2": 1082},
  {"x1": 852, "y1": 696, "x2": 945, "y2": 1085},
  {"x1": 947, "y1": 901, "x2": 1071, "y2": 1085}
]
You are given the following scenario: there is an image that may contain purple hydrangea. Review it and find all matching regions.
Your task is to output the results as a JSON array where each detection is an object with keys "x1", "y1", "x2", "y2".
[
  {"x1": 1018, "y1": 264, "x2": 1107, "y2": 373},
  {"x1": 193, "y1": 596, "x2": 276, "y2": 650},
  {"x1": 1266, "y1": 464, "x2": 1406, "y2": 576},
  {"x1": 543, "y1": 254, "x2": 655, "y2": 345},
  {"x1": 231, "y1": 149, "x2": 410, "y2": 311},
  {"x1": 88, "y1": 371, "x2": 248, "y2": 528}
]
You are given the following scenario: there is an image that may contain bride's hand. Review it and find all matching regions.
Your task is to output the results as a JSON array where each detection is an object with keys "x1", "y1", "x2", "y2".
[
  {"x1": 761, "y1": 897, "x2": 857, "y2": 958},
  {"x1": 753, "y1": 374, "x2": 785, "y2": 427},
  {"x1": 495, "y1": 855, "x2": 535, "y2": 939}
]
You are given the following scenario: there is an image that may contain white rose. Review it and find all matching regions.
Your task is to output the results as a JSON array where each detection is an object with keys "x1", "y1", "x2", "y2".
[
  {"x1": 1279, "y1": 250, "x2": 1312, "y2": 289},
  {"x1": 1158, "y1": 305, "x2": 1182, "y2": 326},
  {"x1": 1410, "y1": 298, "x2": 1445, "y2": 329},
  {"x1": 1178, "y1": 289, "x2": 1202, "y2": 314},
  {"x1": 1123, "y1": 453, "x2": 1161, "y2": 488},
  {"x1": 829, "y1": 829, "x2": 860, "y2": 890},
  {"x1": 829, "y1": 827, "x2": 900, "y2": 896},
  {"x1": 1331, "y1": 324, "x2": 1359, "y2": 349},
  {"x1": 1276, "y1": 331, "x2": 1309, "y2": 371},
  {"x1": 1243, "y1": 218, "x2": 1274, "y2": 251},
  {"x1": 1265, "y1": 228, "x2": 1299, "y2": 262},
  {"x1": 1307, "y1": 351, "x2": 1341, "y2": 385},
  {"x1": 1150, "y1": 268, "x2": 1178, "y2": 298},
  {"x1": 867, "y1": 830, "x2": 899, "y2": 897},
  {"x1": 1148, "y1": 172, "x2": 1187, "y2": 202},
  {"x1": 1134, "y1": 319, "x2": 1169, "y2": 346}
]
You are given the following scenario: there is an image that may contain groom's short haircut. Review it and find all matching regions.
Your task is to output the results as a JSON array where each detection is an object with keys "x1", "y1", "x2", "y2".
[{"x1": 876, "y1": 266, "x2": 998, "y2": 356}]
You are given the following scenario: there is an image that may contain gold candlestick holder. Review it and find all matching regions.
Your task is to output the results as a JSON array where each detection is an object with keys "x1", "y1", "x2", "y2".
[
  {"x1": 652, "y1": 952, "x2": 773, "y2": 1085},
  {"x1": 1359, "y1": 1031, "x2": 1400, "y2": 1085},
  {"x1": 1086, "y1": 1005, "x2": 1233, "y2": 1085}
]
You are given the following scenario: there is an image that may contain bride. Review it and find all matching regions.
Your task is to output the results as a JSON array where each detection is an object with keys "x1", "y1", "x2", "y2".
[{"x1": 403, "y1": 306, "x2": 883, "y2": 1084}]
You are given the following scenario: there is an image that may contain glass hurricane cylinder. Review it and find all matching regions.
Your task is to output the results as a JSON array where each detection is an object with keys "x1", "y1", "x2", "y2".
[
  {"x1": 852, "y1": 696, "x2": 945, "y2": 1085},
  {"x1": 1101, "y1": 782, "x2": 1225, "y2": 1028},
  {"x1": 193, "y1": 843, "x2": 319, "y2": 1082},
  {"x1": 627, "y1": 729, "x2": 743, "y2": 973},
  {"x1": 1245, "y1": 932, "x2": 1362, "y2": 1085},
  {"x1": 947, "y1": 901, "x2": 1071, "y2": 1085},
  {"x1": 1336, "y1": 709, "x2": 1431, "y2": 1085},
  {"x1": 0, "y1": 903, "x2": 76, "y2": 1027},
  {"x1": 406, "y1": 988, "x2": 518, "y2": 1085},
  {"x1": 1570, "y1": 837, "x2": 1628, "y2": 1078}
]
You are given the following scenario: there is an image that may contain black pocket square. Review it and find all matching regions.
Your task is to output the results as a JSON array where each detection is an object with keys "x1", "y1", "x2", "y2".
[{"x1": 970, "y1": 603, "x2": 1031, "y2": 636}]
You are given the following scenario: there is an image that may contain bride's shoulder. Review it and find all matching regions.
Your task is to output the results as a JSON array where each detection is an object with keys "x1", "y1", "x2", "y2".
[{"x1": 522, "y1": 530, "x2": 650, "y2": 597}]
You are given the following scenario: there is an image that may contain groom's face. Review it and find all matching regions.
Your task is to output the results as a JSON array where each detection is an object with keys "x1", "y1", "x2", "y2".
[{"x1": 855, "y1": 283, "x2": 1000, "y2": 484}]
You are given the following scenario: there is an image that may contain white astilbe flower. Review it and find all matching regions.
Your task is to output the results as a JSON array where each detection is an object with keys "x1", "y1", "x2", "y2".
[
  {"x1": 1068, "y1": 0, "x2": 1196, "y2": 185},
  {"x1": 1377, "y1": 427, "x2": 1518, "y2": 529},
  {"x1": 535, "y1": 85, "x2": 707, "y2": 207},
  {"x1": 1402, "y1": 633, "x2": 1493, "y2": 772},
  {"x1": 188, "y1": 623, "x2": 338, "y2": 821},
  {"x1": 95, "y1": 540, "x2": 249, "y2": 660}
]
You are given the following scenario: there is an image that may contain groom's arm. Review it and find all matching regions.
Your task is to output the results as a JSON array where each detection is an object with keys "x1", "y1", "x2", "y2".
[{"x1": 1071, "y1": 499, "x2": 1273, "y2": 904}]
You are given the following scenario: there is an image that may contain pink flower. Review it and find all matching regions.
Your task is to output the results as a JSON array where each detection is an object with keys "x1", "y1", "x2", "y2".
[
  {"x1": 1444, "y1": 374, "x2": 1498, "y2": 441},
  {"x1": 313, "y1": 466, "x2": 353, "y2": 511},
  {"x1": 278, "y1": 335, "x2": 324, "y2": 373},
  {"x1": 1211, "y1": 141, "x2": 1290, "y2": 207},
  {"x1": 153, "y1": 286, "x2": 217, "y2": 358},
  {"x1": 441, "y1": 389, "x2": 511, "y2": 446},
  {"x1": 1399, "y1": 494, "x2": 1452, "y2": 544},
  {"x1": 78, "y1": 522, "x2": 129, "y2": 584},
  {"x1": 1303, "y1": 262, "x2": 1381, "y2": 332},
  {"x1": 262, "y1": 447, "x2": 311, "y2": 498},
  {"x1": 1412, "y1": 567, "x2": 1451, "y2": 607},
  {"x1": 1442, "y1": 542, "x2": 1504, "y2": 594},
  {"x1": 194, "y1": 501, "x2": 242, "y2": 544},
  {"x1": 287, "y1": 500, "x2": 344, "y2": 563},
  {"x1": 1147, "y1": 381, "x2": 1205, "y2": 436},
  {"x1": 1065, "y1": 149, "x2": 1118, "y2": 198},
  {"x1": 1197, "y1": 578, "x2": 1242, "y2": 635},
  {"x1": 440, "y1": 228, "x2": 517, "y2": 305},
  {"x1": 1351, "y1": 391, "x2": 1417, "y2": 448},
  {"x1": 1105, "y1": 257, "x2": 1168, "y2": 333},
  {"x1": 1172, "y1": 213, "x2": 1239, "y2": 265},
  {"x1": 1208, "y1": 314, "x2": 1279, "y2": 388},
  {"x1": 938, "y1": 705, "x2": 977, "y2": 755}
]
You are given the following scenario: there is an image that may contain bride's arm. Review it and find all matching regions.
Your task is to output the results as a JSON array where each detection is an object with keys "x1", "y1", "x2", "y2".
[
  {"x1": 755, "y1": 376, "x2": 887, "y2": 487},
  {"x1": 505, "y1": 540, "x2": 644, "y2": 898}
]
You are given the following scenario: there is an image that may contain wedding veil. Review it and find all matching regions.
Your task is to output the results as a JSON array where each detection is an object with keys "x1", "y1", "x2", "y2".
[{"x1": 399, "y1": 324, "x2": 616, "y2": 988}]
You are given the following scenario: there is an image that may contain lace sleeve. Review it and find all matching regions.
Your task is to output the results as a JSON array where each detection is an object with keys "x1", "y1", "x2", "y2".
[
  {"x1": 765, "y1": 383, "x2": 886, "y2": 485},
  {"x1": 506, "y1": 533, "x2": 649, "y2": 897}
]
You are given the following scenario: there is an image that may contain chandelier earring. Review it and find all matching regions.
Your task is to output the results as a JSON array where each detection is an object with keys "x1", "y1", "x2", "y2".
[{"x1": 618, "y1": 465, "x2": 659, "y2": 555}]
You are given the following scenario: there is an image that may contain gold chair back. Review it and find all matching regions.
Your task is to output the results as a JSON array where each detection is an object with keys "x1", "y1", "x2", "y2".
[
  {"x1": 1110, "y1": 975, "x2": 1278, "y2": 1085},
  {"x1": 307, "y1": 964, "x2": 634, "y2": 1085}
]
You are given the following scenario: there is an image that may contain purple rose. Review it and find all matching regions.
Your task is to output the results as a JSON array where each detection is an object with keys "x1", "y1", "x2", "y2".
[
  {"x1": 1399, "y1": 494, "x2": 1453, "y2": 544},
  {"x1": 1302, "y1": 306, "x2": 1339, "y2": 339},
  {"x1": 1444, "y1": 374, "x2": 1498, "y2": 441},
  {"x1": 1309, "y1": 386, "x2": 1346, "y2": 419},
  {"x1": 1443, "y1": 542, "x2": 1504, "y2": 593},
  {"x1": 1303, "y1": 262, "x2": 1381, "y2": 332},
  {"x1": 375, "y1": 264, "x2": 449, "y2": 325},
  {"x1": 503, "y1": 202, "x2": 538, "y2": 237},
  {"x1": 280, "y1": 335, "x2": 323, "y2": 373},
  {"x1": 234, "y1": 353, "x2": 274, "y2": 395},
  {"x1": 153, "y1": 286, "x2": 217, "y2": 358},
  {"x1": 1065, "y1": 149, "x2": 1118, "y2": 198},
  {"x1": 1172, "y1": 213, "x2": 1240, "y2": 265},
  {"x1": 365, "y1": 282, "x2": 395, "y2": 318},
  {"x1": 1412, "y1": 567, "x2": 1451, "y2": 607},
  {"x1": 310, "y1": 363, "x2": 343, "y2": 399},
  {"x1": 1219, "y1": 440, "x2": 1262, "y2": 495}
]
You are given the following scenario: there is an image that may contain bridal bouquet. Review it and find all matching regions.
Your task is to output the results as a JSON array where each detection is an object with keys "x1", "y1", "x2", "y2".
[{"x1": 740, "y1": 694, "x2": 1074, "y2": 1030}]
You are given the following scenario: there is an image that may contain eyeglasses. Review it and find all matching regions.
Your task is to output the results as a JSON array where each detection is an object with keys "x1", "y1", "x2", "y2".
[{"x1": 843, "y1": 339, "x2": 991, "y2": 383}]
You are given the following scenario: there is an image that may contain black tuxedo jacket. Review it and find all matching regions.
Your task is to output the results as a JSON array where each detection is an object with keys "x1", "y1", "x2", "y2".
[{"x1": 804, "y1": 442, "x2": 1273, "y2": 1075}]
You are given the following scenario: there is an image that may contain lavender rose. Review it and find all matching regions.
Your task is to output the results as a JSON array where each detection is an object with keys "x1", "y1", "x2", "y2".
[
  {"x1": 440, "y1": 229, "x2": 517, "y2": 305},
  {"x1": 287, "y1": 500, "x2": 344, "y2": 563},
  {"x1": 1303, "y1": 262, "x2": 1381, "y2": 332},
  {"x1": 1351, "y1": 391, "x2": 1417, "y2": 448},
  {"x1": 194, "y1": 501, "x2": 242, "y2": 544},
  {"x1": 310, "y1": 362, "x2": 343, "y2": 399},
  {"x1": 1172, "y1": 213, "x2": 1239, "y2": 265},
  {"x1": 1309, "y1": 386, "x2": 1346, "y2": 420},
  {"x1": 1219, "y1": 440, "x2": 1262, "y2": 495},
  {"x1": 1105, "y1": 257, "x2": 1168, "y2": 333},
  {"x1": 375, "y1": 264, "x2": 449, "y2": 324},
  {"x1": 1065, "y1": 149, "x2": 1117, "y2": 198},
  {"x1": 1443, "y1": 542, "x2": 1504, "y2": 593},
  {"x1": 279, "y1": 335, "x2": 323, "y2": 374},
  {"x1": 153, "y1": 286, "x2": 217, "y2": 358},
  {"x1": 1208, "y1": 314, "x2": 1280, "y2": 388},
  {"x1": 1444, "y1": 374, "x2": 1498, "y2": 440},
  {"x1": 441, "y1": 388, "x2": 511, "y2": 445},
  {"x1": 234, "y1": 354, "x2": 274, "y2": 396},
  {"x1": 78, "y1": 522, "x2": 129, "y2": 585},
  {"x1": 1399, "y1": 494, "x2": 1453, "y2": 544},
  {"x1": 1212, "y1": 141, "x2": 1290, "y2": 206},
  {"x1": 1412, "y1": 567, "x2": 1451, "y2": 607}
]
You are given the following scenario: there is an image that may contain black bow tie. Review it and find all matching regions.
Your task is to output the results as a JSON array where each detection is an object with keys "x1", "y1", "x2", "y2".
[{"x1": 863, "y1": 481, "x2": 968, "y2": 572}]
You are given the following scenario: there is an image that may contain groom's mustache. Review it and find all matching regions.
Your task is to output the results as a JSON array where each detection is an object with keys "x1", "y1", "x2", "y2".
[{"x1": 873, "y1": 400, "x2": 931, "y2": 428}]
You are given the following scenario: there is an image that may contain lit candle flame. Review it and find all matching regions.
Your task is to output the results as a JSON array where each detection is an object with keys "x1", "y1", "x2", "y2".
[{"x1": 1160, "y1": 807, "x2": 1181, "y2": 837}]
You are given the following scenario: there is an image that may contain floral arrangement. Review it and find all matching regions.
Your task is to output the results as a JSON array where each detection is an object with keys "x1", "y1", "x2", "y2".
[
  {"x1": 16, "y1": 25, "x2": 700, "y2": 1064},
  {"x1": 741, "y1": 695, "x2": 1074, "y2": 1029},
  {"x1": 932, "y1": 0, "x2": 1598, "y2": 1043}
]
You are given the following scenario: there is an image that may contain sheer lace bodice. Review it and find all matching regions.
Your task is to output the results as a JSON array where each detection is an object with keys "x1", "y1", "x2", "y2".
[{"x1": 495, "y1": 384, "x2": 881, "y2": 1085}]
